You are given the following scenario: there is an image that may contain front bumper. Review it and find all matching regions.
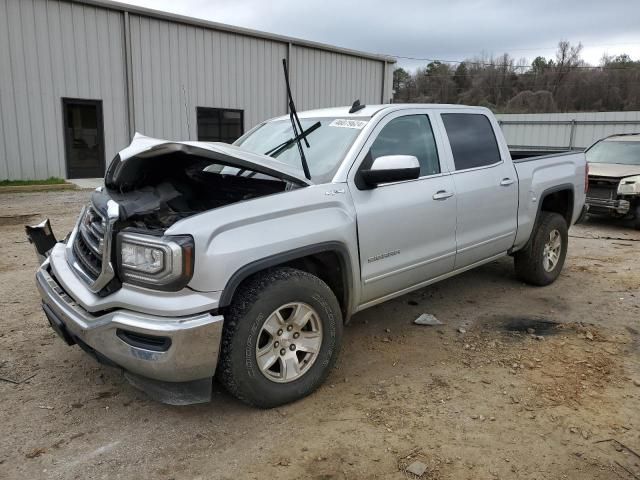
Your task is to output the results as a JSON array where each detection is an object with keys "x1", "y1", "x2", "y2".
[
  {"x1": 586, "y1": 196, "x2": 631, "y2": 215},
  {"x1": 36, "y1": 261, "x2": 224, "y2": 384}
]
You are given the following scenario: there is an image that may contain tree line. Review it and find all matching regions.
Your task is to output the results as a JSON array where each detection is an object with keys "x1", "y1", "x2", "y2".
[{"x1": 392, "y1": 41, "x2": 640, "y2": 112}]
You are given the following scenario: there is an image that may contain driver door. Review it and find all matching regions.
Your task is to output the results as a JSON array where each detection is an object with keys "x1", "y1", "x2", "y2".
[{"x1": 349, "y1": 111, "x2": 457, "y2": 307}]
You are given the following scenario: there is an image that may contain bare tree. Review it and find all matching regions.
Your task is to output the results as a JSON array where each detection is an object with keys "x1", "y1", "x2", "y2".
[
  {"x1": 552, "y1": 40, "x2": 583, "y2": 96},
  {"x1": 393, "y1": 40, "x2": 640, "y2": 113}
]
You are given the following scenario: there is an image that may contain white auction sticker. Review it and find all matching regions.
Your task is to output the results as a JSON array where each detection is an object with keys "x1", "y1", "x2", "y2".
[{"x1": 329, "y1": 119, "x2": 368, "y2": 129}]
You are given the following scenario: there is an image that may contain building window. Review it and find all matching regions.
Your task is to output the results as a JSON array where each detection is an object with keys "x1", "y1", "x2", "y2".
[{"x1": 197, "y1": 107, "x2": 244, "y2": 143}]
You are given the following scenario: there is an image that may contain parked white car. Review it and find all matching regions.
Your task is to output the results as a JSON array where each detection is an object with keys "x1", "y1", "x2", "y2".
[{"x1": 586, "y1": 133, "x2": 640, "y2": 229}]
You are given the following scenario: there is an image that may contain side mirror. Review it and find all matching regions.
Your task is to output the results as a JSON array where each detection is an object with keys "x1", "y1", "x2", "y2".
[{"x1": 360, "y1": 155, "x2": 420, "y2": 188}]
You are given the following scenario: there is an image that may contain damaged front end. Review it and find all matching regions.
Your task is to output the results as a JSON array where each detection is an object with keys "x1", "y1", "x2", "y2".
[
  {"x1": 30, "y1": 134, "x2": 311, "y2": 404},
  {"x1": 70, "y1": 134, "x2": 311, "y2": 296},
  {"x1": 25, "y1": 219, "x2": 58, "y2": 264},
  {"x1": 104, "y1": 133, "x2": 311, "y2": 230}
]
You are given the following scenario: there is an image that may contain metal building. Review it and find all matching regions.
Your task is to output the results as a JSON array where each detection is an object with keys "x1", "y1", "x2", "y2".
[{"x1": 0, "y1": 0, "x2": 395, "y2": 180}]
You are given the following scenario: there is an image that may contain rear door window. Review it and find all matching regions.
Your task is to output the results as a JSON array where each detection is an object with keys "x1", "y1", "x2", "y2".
[{"x1": 442, "y1": 113, "x2": 501, "y2": 170}]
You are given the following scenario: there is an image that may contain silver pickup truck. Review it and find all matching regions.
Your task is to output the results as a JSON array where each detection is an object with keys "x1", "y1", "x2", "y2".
[{"x1": 34, "y1": 104, "x2": 587, "y2": 407}]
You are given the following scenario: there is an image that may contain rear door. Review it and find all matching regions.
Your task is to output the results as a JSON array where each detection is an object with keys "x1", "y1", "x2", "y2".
[
  {"x1": 348, "y1": 110, "x2": 457, "y2": 306},
  {"x1": 438, "y1": 111, "x2": 518, "y2": 268}
]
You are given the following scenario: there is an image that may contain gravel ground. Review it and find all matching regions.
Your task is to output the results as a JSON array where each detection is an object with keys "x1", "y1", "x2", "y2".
[{"x1": 1, "y1": 189, "x2": 639, "y2": 480}]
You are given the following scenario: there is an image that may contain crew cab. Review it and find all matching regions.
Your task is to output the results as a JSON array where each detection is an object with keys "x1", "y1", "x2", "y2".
[
  {"x1": 585, "y1": 133, "x2": 640, "y2": 229},
  {"x1": 33, "y1": 104, "x2": 587, "y2": 407}
]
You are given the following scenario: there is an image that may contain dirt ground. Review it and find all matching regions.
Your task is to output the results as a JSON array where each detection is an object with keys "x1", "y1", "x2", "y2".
[{"x1": 1, "y1": 189, "x2": 639, "y2": 480}]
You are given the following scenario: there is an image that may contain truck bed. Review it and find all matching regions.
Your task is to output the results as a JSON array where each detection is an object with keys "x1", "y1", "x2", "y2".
[{"x1": 512, "y1": 151, "x2": 587, "y2": 250}]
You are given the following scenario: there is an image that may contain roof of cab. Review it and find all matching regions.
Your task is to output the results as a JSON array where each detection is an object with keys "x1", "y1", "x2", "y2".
[
  {"x1": 274, "y1": 103, "x2": 488, "y2": 120},
  {"x1": 604, "y1": 133, "x2": 640, "y2": 142}
]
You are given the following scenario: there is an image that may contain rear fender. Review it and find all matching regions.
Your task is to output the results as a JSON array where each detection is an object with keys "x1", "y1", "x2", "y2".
[{"x1": 513, "y1": 184, "x2": 574, "y2": 253}]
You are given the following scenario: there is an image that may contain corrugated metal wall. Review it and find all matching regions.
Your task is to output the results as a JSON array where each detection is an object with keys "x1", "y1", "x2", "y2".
[
  {"x1": 0, "y1": 0, "x2": 394, "y2": 180},
  {"x1": 496, "y1": 111, "x2": 640, "y2": 150},
  {"x1": 128, "y1": 15, "x2": 288, "y2": 139},
  {"x1": 290, "y1": 46, "x2": 386, "y2": 111},
  {"x1": 0, "y1": 0, "x2": 129, "y2": 180}
]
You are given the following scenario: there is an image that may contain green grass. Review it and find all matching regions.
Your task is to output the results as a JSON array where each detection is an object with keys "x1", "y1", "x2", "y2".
[{"x1": 0, "y1": 177, "x2": 67, "y2": 187}]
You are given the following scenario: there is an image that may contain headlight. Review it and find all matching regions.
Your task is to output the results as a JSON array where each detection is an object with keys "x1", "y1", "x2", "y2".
[
  {"x1": 117, "y1": 232, "x2": 194, "y2": 291},
  {"x1": 617, "y1": 175, "x2": 640, "y2": 195}
]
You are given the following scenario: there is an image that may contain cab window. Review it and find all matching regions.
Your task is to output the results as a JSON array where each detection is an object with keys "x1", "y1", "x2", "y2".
[
  {"x1": 369, "y1": 115, "x2": 440, "y2": 177},
  {"x1": 442, "y1": 113, "x2": 501, "y2": 170}
]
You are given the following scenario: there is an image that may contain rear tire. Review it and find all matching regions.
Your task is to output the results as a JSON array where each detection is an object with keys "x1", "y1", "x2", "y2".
[
  {"x1": 217, "y1": 267, "x2": 343, "y2": 408},
  {"x1": 514, "y1": 212, "x2": 568, "y2": 286}
]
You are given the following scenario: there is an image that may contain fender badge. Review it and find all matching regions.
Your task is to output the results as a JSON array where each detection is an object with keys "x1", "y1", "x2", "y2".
[
  {"x1": 325, "y1": 189, "x2": 346, "y2": 196},
  {"x1": 368, "y1": 250, "x2": 400, "y2": 263}
]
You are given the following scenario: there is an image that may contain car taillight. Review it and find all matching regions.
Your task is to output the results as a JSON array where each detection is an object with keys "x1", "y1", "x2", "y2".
[{"x1": 584, "y1": 162, "x2": 589, "y2": 194}]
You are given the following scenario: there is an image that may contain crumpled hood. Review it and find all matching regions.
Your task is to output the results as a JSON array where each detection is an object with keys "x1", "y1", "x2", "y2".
[
  {"x1": 106, "y1": 133, "x2": 312, "y2": 189},
  {"x1": 588, "y1": 162, "x2": 640, "y2": 179}
]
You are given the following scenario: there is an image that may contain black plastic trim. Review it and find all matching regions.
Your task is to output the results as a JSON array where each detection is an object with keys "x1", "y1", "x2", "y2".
[
  {"x1": 520, "y1": 183, "x2": 575, "y2": 252},
  {"x1": 360, "y1": 166, "x2": 420, "y2": 188},
  {"x1": 219, "y1": 241, "x2": 353, "y2": 315},
  {"x1": 512, "y1": 151, "x2": 580, "y2": 163},
  {"x1": 74, "y1": 336, "x2": 121, "y2": 369},
  {"x1": 576, "y1": 204, "x2": 590, "y2": 224},
  {"x1": 116, "y1": 329, "x2": 172, "y2": 352},
  {"x1": 539, "y1": 183, "x2": 575, "y2": 223},
  {"x1": 42, "y1": 303, "x2": 76, "y2": 346}
]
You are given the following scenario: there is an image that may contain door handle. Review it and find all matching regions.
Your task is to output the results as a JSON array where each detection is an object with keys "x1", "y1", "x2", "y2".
[
  {"x1": 500, "y1": 178, "x2": 515, "y2": 186},
  {"x1": 432, "y1": 190, "x2": 454, "y2": 200}
]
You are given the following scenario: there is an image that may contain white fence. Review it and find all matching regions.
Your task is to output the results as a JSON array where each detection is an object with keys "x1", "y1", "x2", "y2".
[{"x1": 495, "y1": 111, "x2": 640, "y2": 151}]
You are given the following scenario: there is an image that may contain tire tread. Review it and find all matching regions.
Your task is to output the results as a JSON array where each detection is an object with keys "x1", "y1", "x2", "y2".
[
  {"x1": 217, "y1": 267, "x2": 341, "y2": 407},
  {"x1": 514, "y1": 212, "x2": 568, "y2": 286}
]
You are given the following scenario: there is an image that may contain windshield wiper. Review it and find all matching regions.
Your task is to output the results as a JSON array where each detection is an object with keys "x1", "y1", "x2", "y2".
[
  {"x1": 279, "y1": 58, "x2": 312, "y2": 180},
  {"x1": 264, "y1": 121, "x2": 321, "y2": 158}
]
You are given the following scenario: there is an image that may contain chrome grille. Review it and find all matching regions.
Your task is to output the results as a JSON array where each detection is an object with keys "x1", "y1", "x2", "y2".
[
  {"x1": 73, "y1": 207, "x2": 104, "y2": 279},
  {"x1": 67, "y1": 199, "x2": 119, "y2": 293}
]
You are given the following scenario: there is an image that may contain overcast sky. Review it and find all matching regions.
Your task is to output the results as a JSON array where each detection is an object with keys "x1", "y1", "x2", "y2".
[{"x1": 120, "y1": 0, "x2": 640, "y2": 71}]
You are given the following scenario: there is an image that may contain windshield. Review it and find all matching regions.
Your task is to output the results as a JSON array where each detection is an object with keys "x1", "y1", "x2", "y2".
[
  {"x1": 234, "y1": 117, "x2": 368, "y2": 183},
  {"x1": 586, "y1": 140, "x2": 640, "y2": 166}
]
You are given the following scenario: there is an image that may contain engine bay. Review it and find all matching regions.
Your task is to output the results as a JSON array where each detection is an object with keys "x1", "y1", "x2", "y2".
[{"x1": 100, "y1": 151, "x2": 290, "y2": 230}]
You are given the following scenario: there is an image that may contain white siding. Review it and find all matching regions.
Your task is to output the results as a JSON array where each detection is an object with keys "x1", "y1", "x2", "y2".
[
  {"x1": 0, "y1": 0, "x2": 394, "y2": 179},
  {"x1": 0, "y1": 0, "x2": 129, "y2": 180},
  {"x1": 290, "y1": 46, "x2": 386, "y2": 111},
  {"x1": 496, "y1": 111, "x2": 640, "y2": 150},
  {"x1": 128, "y1": 15, "x2": 288, "y2": 139}
]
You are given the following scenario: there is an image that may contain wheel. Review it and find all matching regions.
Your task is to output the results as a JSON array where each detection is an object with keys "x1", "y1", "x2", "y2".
[
  {"x1": 514, "y1": 212, "x2": 568, "y2": 286},
  {"x1": 217, "y1": 267, "x2": 343, "y2": 408}
]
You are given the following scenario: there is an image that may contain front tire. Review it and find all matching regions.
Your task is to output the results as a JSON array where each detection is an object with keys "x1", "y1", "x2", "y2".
[
  {"x1": 514, "y1": 212, "x2": 568, "y2": 286},
  {"x1": 217, "y1": 267, "x2": 343, "y2": 408}
]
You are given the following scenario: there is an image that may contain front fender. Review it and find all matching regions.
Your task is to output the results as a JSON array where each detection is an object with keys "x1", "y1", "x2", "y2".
[{"x1": 166, "y1": 184, "x2": 360, "y2": 306}]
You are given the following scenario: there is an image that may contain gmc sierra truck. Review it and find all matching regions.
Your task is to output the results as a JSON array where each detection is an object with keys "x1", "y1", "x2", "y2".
[{"x1": 33, "y1": 103, "x2": 587, "y2": 407}]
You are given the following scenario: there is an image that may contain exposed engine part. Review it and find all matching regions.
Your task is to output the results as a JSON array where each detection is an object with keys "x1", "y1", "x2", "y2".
[{"x1": 99, "y1": 151, "x2": 289, "y2": 230}]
